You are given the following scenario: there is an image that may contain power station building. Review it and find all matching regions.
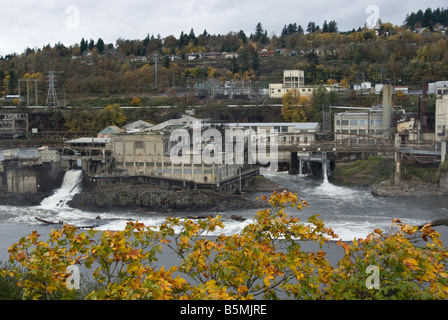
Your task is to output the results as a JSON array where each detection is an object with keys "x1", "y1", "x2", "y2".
[
  {"x1": 268, "y1": 70, "x2": 333, "y2": 98},
  {"x1": 333, "y1": 84, "x2": 394, "y2": 142}
]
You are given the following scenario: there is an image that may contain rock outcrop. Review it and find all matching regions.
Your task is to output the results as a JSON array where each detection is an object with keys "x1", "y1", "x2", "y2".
[
  {"x1": 0, "y1": 191, "x2": 51, "y2": 206},
  {"x1": 371, "y1": 177, "x2": 448, "y2": 197},
  {"x1": 68, "y1": 184, "x2": 265, "y2": 212}
]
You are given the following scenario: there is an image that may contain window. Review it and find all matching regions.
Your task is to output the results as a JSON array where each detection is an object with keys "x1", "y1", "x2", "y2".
[
  {"x1": 135, "y1": 141, "x2": 144, "y2": 149},
  {"x1": 376, "y1": 119, "x2": 382, "y2": 126},
  {"x1": 342, "y1": 120, "x2": 349, "y2": 126},
  {"x1": 336, "y1": 120, "x2": 341, "y2": 126},
  {"x1": 359, "y1": 120, "x2": 366, "y2": 126}
]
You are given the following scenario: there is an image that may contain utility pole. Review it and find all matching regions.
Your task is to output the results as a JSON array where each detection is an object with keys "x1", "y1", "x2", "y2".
[
  {"x1": 18, "y1": 79, "x2": 38, "y2": 108},
  {"x1": 154, "y1": 53, "x2": 158, "y2": 90}
]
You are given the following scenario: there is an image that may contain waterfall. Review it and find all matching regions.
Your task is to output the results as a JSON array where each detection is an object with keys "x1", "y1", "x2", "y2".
[
  {"x1": 39, "y1": 170, "x2": 83, "y2": 209},
  {"x1": 322, "y1": 160, "x2": 329, "y2": 184}
]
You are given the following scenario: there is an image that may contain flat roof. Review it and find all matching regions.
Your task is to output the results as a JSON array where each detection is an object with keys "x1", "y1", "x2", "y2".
[
  {"x1": 219, "y1": 122, "x2": 320, "y2": 129},
  {"x1": 65, "y1": 137, "x2": 111, "y2": 144}
]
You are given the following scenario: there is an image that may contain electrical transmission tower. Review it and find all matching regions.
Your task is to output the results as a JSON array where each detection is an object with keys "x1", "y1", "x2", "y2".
[{"x1": 45, "y1": 70, "x2": 59, "y2": 109}]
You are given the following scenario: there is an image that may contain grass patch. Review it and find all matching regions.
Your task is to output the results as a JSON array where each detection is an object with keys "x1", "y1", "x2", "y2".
[
  {"x1": 402, "y1": 164, "x2": 440, "y2": 183},
  {"x1": 332, "y1": 156, "x2": 394, "y2": 186}
]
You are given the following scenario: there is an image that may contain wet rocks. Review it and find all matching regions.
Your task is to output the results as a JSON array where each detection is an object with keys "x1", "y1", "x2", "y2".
[
  {"x1": 0, "y1": 191, "x2": 51, "y2": 206},
  {"x1": 371, "y1": 178, "x2": 448, "y2": 197},
  {"x1": 68, "y1": 184, "x2": 263, "y2": 212}
]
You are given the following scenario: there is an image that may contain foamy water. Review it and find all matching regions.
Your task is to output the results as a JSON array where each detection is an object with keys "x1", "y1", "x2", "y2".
[{"x1": 1, "y1": 170, "x2": 448, "y2": 241}]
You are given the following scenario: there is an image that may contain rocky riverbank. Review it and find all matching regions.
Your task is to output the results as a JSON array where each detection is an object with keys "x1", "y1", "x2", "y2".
[
  {"x1": 68, "y1": 175, "x2": 286, "y2": 212},
  {"x1": 0, "y1": 190, "x2": 51, "y2": 206},
  {"x1": 371, "y1": 177, "x2": 448, "y2": 197},
  {"x1": 330, "y1": 156, "x2": 448, "y2": 197}
]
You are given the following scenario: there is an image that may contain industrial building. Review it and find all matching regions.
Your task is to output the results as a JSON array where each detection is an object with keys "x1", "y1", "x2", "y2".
[
  {"x1": 269, "y1": 70, "x2": 333, "y2": 99},
  {"x1": 333, "y1": 84, "x2": 395, "y2": 141},
  {"x1": 436, "y1": 93, "x2": 448, "y2": 143},
  {"x1": 110, "y1": 132, "x2": 245, "y2": 185},
  {"x1": 334, "y1": 109, "x2": 384, "y2": 137}
]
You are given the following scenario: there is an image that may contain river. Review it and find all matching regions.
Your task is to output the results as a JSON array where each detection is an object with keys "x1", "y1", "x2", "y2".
[{"x1": 1, "y1": 169, "x2": 448, "y2": 262}]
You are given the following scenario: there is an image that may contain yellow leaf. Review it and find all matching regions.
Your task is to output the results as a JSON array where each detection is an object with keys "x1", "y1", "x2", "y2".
[
  {"x1": 404, "y1": 258, "x2": 418, "y2": 271},
  {"x1": 263, "y1": 275, "x2": 274, "y2": 287},
  {"x1": 238, "y1": 285, "x2": 248, "y2": 293}
]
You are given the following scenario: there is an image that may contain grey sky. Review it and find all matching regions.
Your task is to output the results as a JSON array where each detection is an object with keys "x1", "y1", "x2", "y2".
[{"x1": 1, "y1": 0, "x2": 446, "y2": 56}]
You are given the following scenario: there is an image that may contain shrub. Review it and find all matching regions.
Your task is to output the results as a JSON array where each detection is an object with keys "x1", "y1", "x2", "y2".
[{"x1": 3, "y1": 191, "x2": 448, "y2": 300}]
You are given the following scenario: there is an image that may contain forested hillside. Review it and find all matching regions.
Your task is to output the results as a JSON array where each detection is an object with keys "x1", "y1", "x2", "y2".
[{"x1": 0, "y1": 7, "x2": 447, "y2": 105}]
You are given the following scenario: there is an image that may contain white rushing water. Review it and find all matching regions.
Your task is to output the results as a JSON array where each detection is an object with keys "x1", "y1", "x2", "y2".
[
  {"x1": 39, "y1": 169, "x2": 84, "y2": 210},
  {"x1": 1, "y1": 170, "x2": 448, "y2": 241}
]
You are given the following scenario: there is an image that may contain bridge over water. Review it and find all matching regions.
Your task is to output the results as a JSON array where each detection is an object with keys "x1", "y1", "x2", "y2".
[{"x1": 261, "y1": 132, "x2": 441, "y2": 175}]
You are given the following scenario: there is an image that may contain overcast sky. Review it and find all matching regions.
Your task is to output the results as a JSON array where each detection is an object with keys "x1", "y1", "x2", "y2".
[{"x1": 1, "y1": 0, "x2": 447, "y2": 56}]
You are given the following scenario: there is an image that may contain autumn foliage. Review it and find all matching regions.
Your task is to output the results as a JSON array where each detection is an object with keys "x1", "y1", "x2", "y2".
[{"x1": 2, "y1": 190, "x2": 448, "y2": 300}]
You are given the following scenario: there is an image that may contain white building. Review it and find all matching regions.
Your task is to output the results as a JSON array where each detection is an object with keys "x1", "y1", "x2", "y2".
[
  {"x1": 147, "y1": 115, "x2": 202, "y2": 131},
  {"x1": 428, "y1": 81, "x2": 448, "y2": 95},
  {"x1": 124, "y1": 120, "x2": 154, "y2": 132},
  {"x1": 436, "y1": 93, "x2": 448, "y2": 142},
  {"x1": 334, "y1": 110, "x2": 384, "y2": 140},
  {"x1": 353, "y1": 82, "x2": 372, "y2": 92},
  {"x1": 269, "y1": 70, "x2": 332, "y2": 99}
]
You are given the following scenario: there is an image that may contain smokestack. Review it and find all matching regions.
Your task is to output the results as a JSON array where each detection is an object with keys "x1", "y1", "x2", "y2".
[
  {"x1": 382, "y1": 84, "x2": 392, "y2": 138},
  {"x1": 422, "y1": 83, "x2": 428, "y2": 130}
]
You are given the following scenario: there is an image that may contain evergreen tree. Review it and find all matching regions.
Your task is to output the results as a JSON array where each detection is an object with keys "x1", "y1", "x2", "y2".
[
  {"x1": 287, "y1": 23, "x2": 297, "y2": 34},
  {"x1": 306, "y1": 22, "x2": 319, "y2": 33},
  {"x1": 163, "y1": 55, "x2": 170, "y2": 69},
  {"x1": 96, "y1": 38, "x2": 105, "y2": 54},
  {"x1": 254, "y1": 22, "x2": 264, "y2": 42},
  {"x1": 143, "y1": 34, "x2": 150, "y2": 48},
  {"x1": 238, "y1": 46, "x2": 251, "y2": 72},
  {"x1": 88, "y1": 39, "x2": 95, "y2": 51},
  {"x1": 328, "y1": 20, "x2": 338, "y2": 33},
  {"x1": 281, "y1": 25, "x2": 288, "y2": 37},
  {"x1": 80, "y1": 38, "x2": 87, "y2": 53},
  {"x1": 322, "y1": 21, "x2": 329, "y2": 33},
  {"x1": 252, "y1": 50, "x2": 260, "y2": 72},
  {"x1": 230, "y1": 56, "x2": 239, "y2": 74},
  {"x1": 238, "y1": 30, "x2": 247, "y2": 44}
]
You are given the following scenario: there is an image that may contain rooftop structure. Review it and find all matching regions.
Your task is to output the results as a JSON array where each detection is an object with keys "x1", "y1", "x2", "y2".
[{"x1": 268, "y1": 70, "x2": 333, "y2": 98}]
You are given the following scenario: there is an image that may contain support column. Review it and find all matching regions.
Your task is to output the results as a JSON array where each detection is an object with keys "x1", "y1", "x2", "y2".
[
  {"x1": 441, "y1": 140, "x2": 447, "y2": 163},
  {"x1": 395, "y1": 151, "x2": 401, "y2": 184},
  {"x1": 290, "y1": 152, "x2": 298, "y2": 174}
]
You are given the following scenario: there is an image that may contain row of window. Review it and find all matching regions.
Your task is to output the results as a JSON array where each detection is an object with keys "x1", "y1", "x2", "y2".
[
  {"x1": 336, "y1": 119, "x2": 383, "y2": 126},
  {"x1": 335, "y1": 129, "x2": 382, "y2": 134},
  {"x1": 272, "y1": 88, "x2": 313, "y2": 93}
]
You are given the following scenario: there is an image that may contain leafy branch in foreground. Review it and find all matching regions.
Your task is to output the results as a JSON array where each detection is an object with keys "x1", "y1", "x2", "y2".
[{"x1": 2, "y1": 190, "x2": 448, "y2": 300}]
